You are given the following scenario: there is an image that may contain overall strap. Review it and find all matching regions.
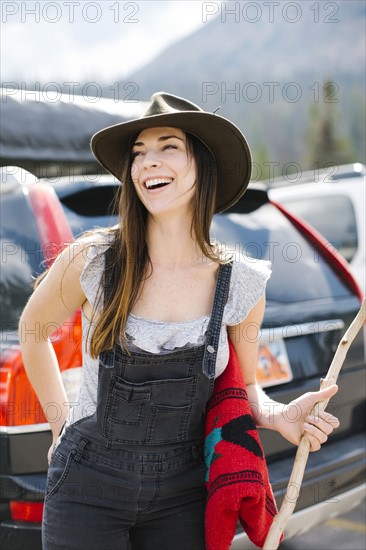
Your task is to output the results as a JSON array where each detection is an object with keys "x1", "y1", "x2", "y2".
[
  {"x1": 202, "y1": 262, "x2": 233, "y2": 379},
  {"x1": 98, "y1": 242, "x2": 118, "y2": 368}
]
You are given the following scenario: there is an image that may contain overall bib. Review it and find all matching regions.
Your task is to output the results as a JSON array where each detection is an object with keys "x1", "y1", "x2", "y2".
[{"x1": 42, "y1": 260, "x2": 232, "y2": 550}]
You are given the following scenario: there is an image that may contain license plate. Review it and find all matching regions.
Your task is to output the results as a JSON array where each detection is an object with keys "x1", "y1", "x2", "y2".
[{"x1": 256, "y1": 339, "x2": 293, "y2": 388}]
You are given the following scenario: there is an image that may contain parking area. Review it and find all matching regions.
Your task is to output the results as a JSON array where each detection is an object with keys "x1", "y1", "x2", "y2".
[{"x1": 281, "y1": 497, "x2": 366, "y2": 550}]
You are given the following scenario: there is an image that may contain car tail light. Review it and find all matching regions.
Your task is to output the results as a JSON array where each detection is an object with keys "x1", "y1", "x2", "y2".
[
  {"x1": 271, "y1": 200, "x2": 364, "y2": 302},
  {"x1": 0, "y1": 310, "x2": 82, "y2": 427},
  {"x1": 9, "y1": 500, "x2": 44, "y2": 523},
  {"x1": 0, "y1": 345, "x2": 46, "y2": 426}
]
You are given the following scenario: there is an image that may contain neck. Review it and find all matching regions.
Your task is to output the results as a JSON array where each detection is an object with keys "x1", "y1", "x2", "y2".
[{"x1": 146, "y1": 215, "x2": 205, "y2": 270}]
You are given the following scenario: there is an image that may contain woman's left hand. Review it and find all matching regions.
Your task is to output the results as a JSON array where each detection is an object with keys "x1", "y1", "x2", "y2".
[{"x1": 277, "y1": 384, "x2": 340, "y2": 451}]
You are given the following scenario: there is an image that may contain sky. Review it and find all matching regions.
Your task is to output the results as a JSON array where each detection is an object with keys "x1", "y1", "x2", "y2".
[{"x1": 1, "y1": 1, "x2": 212, "y2": 84}]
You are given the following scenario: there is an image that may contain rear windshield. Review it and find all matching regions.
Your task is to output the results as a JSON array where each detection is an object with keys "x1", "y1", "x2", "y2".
[{"x1": 211, "y1": 202, "x2": 352, "y2": 303}]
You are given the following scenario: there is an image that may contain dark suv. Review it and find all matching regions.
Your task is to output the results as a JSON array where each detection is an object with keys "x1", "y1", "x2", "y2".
[{"x1": 1, "y1": 166, "x2": 365, "y2": 550}]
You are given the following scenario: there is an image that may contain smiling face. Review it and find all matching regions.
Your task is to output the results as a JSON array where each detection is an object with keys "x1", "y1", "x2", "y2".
[{"x1": 130, "y1": 127, "x2": 197, "y2": 218}]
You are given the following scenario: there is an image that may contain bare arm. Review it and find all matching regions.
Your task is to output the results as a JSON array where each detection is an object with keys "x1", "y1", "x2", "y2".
[
  {"x1": 228, "y1": 295, "x2": 339, "y2": 451},
  {"x1": 19, "y1": 240, "x2": 89, "y2": 445}
]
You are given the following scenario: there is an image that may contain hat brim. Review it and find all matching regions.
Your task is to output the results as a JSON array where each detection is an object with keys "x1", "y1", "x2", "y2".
[{"x1": 91, "y1": 111, "x2": 251, "y2": 213}]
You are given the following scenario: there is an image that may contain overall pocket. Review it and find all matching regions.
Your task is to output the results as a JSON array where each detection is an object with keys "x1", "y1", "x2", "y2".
[
  {"x1": 147, "y1": 402, "x2": 192, "y2": 444},
  {"x1": 44, "y1": 449, "x2": 77, "y2": 502},
  {"x1": 103, "y1": 377, "x2": 151, "y2": 443},
  {"x1": 104, "y1": 376, "x2": 195, "y2": 444},
  {"x1": 109, "y1": 377, "x2": 151, "y2": 425}
]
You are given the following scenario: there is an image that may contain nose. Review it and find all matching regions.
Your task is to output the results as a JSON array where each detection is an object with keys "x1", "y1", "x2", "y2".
[{"x1": 141, "y1": 150, "x2": 162, "y2": 169}]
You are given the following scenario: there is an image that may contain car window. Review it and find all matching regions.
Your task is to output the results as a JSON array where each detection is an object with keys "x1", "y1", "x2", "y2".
[
  {"x1": 0, "y1": 188, "x2": 44, "y2": 332},
  {"x1": 275, "y1": 195, "x2": 358, "y2": 262},
  {"x1": 211, "y1": 202, "x2": 353, "y2": 303}
]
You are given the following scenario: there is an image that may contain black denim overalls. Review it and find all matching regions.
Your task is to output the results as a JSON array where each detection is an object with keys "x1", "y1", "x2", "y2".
[{"x1": 42, "y1": 257, "x2": 232, "y2": 550}]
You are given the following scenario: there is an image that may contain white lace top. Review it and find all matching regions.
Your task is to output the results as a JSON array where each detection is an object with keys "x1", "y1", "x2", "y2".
[{"x1": 66, "y1": 232, "x2": 271, "y2": 427}]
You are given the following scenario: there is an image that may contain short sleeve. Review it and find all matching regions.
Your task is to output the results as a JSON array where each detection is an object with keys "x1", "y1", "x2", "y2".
[{"x1": 223, "y1": 254, "x2": 272, "y2": 326}]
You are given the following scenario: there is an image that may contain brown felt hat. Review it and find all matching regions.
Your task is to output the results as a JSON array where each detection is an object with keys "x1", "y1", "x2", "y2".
[{"x1": 90, "y1": 92, "x2": 252, "y2": 213}]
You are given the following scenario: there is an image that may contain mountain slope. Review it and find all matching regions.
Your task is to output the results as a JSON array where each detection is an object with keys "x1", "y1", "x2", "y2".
[{"x1": 116, "y1": 1, "x2": 365, "y2": 171}]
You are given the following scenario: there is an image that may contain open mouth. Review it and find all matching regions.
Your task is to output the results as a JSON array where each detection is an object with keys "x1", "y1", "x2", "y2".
[{"x1": 144, "y1": 178, "x2": 173, "y2": 190}]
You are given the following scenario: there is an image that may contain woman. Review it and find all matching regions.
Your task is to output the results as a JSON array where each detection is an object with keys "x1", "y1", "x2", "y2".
[{"x1": 19, "y1": 92, "x2": 339, "y2": 550}]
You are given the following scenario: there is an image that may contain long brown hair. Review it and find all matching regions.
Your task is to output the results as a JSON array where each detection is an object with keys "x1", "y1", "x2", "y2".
[{"x1": 89, "y1": 131, "x2": 220, "y2": 358}]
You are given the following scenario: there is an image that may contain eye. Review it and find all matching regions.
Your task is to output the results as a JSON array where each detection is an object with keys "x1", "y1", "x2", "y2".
[
  {"x1": 162, "y1": 143, "x2": 178, "y2": 151},
  {"x1": 131, "y1": 150, "x2": 143, "y2": 159}
]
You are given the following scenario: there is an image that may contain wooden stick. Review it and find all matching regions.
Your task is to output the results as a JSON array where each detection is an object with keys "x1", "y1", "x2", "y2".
[{"x1": 263, "y1": 298, "x2": 366, "y2": 550}]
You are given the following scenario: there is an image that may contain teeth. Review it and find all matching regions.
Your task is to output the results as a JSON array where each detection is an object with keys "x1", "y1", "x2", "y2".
[{"x1": 145, "y1": 178, "x2": 173, "y2": 189}]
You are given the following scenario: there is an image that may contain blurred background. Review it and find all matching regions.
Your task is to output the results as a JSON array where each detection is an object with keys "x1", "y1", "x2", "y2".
[{"x1": 1, "y1": 0, "x2": 365, "y2": 179}]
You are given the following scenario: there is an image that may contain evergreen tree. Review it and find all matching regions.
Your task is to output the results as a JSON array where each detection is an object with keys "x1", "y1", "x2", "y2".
[{"x1": 306, "y1": 80, "x2": 355, "y2": 169}]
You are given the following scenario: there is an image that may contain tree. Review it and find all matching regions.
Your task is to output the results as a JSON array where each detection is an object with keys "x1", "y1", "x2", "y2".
[{"x1": 306, "y1": 80, "x2": 355, "y2": 169}]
